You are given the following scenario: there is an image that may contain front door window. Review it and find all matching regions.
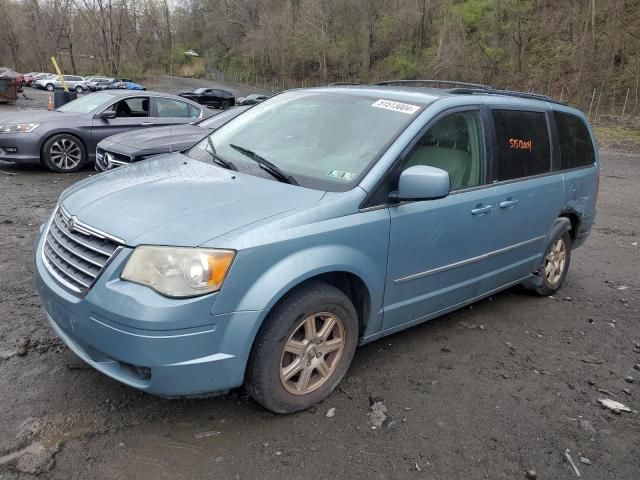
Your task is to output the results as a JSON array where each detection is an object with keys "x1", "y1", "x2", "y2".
[{"x1": 401, "y1": 110, "x2": 484, "y2": 191}]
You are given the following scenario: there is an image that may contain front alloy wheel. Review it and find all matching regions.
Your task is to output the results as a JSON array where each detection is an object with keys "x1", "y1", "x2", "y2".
[
  {"x1": 42, "y1": 134, "x2": 86, "y2": 172},
  {"x1": 246, "y1": 281, "x2": 358, "y2": 413},
  {"x1": 280, "y1": 312, "x2": 346, "y2": 395}
]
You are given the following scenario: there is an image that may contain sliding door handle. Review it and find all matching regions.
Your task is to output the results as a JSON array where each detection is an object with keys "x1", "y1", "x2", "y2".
[{"x1": 499, "y1": 199, "x2": 519, "y2": 209}]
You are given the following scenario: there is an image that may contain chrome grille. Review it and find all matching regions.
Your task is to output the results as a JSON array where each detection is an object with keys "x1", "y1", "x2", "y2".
[
  {"x1": 96, "y1": 147, "x2": 132, "y2": 171},
  {"x1": 42, "y1": 206, "x2": 123, "y2": 294}
]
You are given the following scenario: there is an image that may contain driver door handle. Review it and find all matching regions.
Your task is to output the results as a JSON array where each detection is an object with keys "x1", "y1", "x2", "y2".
[
  {"x1": 471, "y1": 204, "x2": 493, "y2": 216},
  {"x1": 141, "y1": 121, "x2": 153, "y2": 126}
]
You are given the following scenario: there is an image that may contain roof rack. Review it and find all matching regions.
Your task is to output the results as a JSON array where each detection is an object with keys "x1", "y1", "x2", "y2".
[
  {"x1": 448, "y1": 87, "x2": 565, "y2": 105},
  {"x1": 375, "y1": 79, "x2": 491, "y2": 90}
]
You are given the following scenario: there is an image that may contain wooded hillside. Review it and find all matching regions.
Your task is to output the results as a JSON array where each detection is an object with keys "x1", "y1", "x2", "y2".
[{"x1": 1, "y1": 0, "x2": 639, "y2": 113}]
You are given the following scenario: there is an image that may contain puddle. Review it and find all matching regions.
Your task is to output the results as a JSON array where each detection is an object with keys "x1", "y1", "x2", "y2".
[{"x1": 0, "y1": 417, "x2": 93, "y2": 471}]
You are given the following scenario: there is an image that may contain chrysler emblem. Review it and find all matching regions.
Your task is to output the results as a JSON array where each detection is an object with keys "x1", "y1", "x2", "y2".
[{"x1": 66, "y1": 216, "x2": 77, "y2": 233}]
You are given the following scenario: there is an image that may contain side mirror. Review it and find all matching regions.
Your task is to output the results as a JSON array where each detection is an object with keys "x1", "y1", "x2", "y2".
[
  {"x1": 390, "y1": 165, "x2": 450, "y2": 202},
  {"x1": 95, "y1": 110, "x2": 117, "y2": 120}
]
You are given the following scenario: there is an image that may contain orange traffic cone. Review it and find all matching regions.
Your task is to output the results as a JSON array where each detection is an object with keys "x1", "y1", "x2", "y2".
[{"x1": 47, "y1": 93, "x2": 54, "y2": 110}]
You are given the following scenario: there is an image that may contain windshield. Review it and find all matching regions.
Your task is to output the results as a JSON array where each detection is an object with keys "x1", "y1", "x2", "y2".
[
  {"x1": 57, "y1": 92, "x2": 117, "y2": 114},
  {"x1": 187, "y1": 90, "x2": 425, "y2": 191},
  {"x1": 194, "y1": 88, "x2": 207, "y2": 94}
]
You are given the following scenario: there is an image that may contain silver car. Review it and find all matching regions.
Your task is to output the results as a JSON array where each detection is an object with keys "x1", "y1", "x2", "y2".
[
  {"x1": 36, "y1": 74, "x2": 88, "y2": 93},
  {"x1": 0, "y1": 90, "x2": 213, "y2": 172}
]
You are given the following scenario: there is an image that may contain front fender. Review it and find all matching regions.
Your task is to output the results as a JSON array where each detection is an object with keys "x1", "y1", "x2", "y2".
[
  {"x1": 215, "y1": 243, "x2": 387, "y2": 337},
  {"x1": 37, "y1": 128, "x2": 93, "y2": 160}
]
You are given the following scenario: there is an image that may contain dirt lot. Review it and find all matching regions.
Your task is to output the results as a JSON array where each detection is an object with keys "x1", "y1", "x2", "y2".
[{"x1": 0, "y1": 87, "x2": 639, "y2": 479}]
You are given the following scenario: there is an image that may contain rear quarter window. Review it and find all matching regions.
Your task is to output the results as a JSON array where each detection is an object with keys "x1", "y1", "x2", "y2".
[
  {"x1": 553, "y1": 111, "x2": 595, "y2": 170},
  {"x1": 492, "y1": 109, "x2": 551, "y2": 181}
]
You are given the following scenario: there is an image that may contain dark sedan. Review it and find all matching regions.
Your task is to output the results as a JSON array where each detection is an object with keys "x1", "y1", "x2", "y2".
[
  {"x1": 238, "y1": 94, "x2": 269, "y2": 105},
  {"x1": 0, "y1": 90, "x2": 213, "y2": 172},
  {"x1": 178, "y1": 88, "x2": 235, "y2": 109},
  {"x1": 95, "y1": 105, "x2": 250, "y2": 171}
]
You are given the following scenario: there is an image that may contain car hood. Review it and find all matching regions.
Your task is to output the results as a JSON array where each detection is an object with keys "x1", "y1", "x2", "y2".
[
  {"x1": 59, "y1": 153, "x2": 325, "y2": 247},
  {"x1": 0, "y1": 110, "x2": 83, "y2": 124},
  {"x1": 101, "y1": 125, "x2": 209, "y2": 153}
]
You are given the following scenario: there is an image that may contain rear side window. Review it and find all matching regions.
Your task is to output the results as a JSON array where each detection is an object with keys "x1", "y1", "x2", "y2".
[
  {"x1": 492, "y1": 110, "x2": 550, "y2": 181},
  {"x1": 188, "y1": 104, "x2": 201, "y2": 118},
  {"x1": 156, "y1": 97, "x2": 193, "y2": 118},
  {"x1": 553, "y1": 111, "x2": 595, "y2": 170}
]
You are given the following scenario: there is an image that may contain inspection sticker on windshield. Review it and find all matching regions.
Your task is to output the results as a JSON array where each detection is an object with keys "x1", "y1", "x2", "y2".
[
  {"x1": 371, "y1": 99, "x2": 420, "y2": 115},
  {"x1": 328, "y1": 170, "x2": 355, "y2": 181}
]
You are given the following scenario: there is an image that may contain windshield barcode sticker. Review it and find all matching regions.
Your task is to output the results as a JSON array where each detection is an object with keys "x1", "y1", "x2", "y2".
[
  {"x1": 371, "y1": 99, "x2": 420, "y2": 114},
  {"x1": 327, "y1": 170, "x2": 355, "y2": 181}
]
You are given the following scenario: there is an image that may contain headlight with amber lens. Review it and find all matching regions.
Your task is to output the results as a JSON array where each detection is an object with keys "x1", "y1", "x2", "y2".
[{"x1": 121, "y1": 246, "x2": 235, "y2": 297}]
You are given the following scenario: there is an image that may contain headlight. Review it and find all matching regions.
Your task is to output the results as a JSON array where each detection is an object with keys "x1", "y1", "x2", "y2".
[
  {"x1": 0, "y1": 123, "x2": 40, "y2": 133},
  {"x1": 121, "y1": 246, "x2": 235, "y2": 298}
]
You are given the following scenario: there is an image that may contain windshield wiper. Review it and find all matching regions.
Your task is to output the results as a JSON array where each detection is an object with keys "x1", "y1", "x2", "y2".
[
  {"x1": 229, "y1": 143, "x2": 298, "y2": 185},
  {"x1": 206, "y1": 136, "x2": 237, "y2": 171}
]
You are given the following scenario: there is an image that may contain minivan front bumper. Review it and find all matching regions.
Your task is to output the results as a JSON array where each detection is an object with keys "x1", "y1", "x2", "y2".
[{"x1": 34, "y1": 225, "x2": 264, "y2": 397}]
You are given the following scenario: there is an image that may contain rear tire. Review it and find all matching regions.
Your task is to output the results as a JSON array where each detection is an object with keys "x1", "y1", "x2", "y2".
[
  {"x1": 245, "y1": 281, "x2": 358, "y2": 413},
  {"x1": 46, "y1": 83, "x2": 54, "y2": 92},
  {"x1": 534, "y1": 230, "x2": 572, "y2": 296},
  {"x1": 42, "y1": 134, "x2": 86, "y2": 173},
  {"x1": 75, "y1": 85, "x2": 83, "y2": 94},
  {"x1": 220, "y1": 100, "x2": 232, "y2": 110}
]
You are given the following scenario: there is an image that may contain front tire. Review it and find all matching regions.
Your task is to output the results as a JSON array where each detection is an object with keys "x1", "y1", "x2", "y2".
[
  {"x1": 42, "y1": 134, "x2": 86, "y2": 172},
  {"x1": 534, "y1": 230, "x2": 572, "y2": 296},
  {"x1": 75, "y1": 85, "x2": 83, "y2": 94},
  {"x1": 245, "y1": 281, "x2": 358, "y2": 413},
  {"x1": 46, "y1": 83, "x2": 54, "y2": 92}
]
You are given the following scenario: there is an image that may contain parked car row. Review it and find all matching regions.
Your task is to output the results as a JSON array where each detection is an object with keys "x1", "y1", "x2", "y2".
[
  {"x1": 33, "y1": 74, "x2": 88, "y2": 93},
  {"x1": 16, "y1": 72, "x2": 146, "y2": 93},
  {"x1": 27, "y1": 83, "x2": 599, "y2": 414},
  {"x1": 0, "y1": 90, "x2": 217, "y2": 171}
]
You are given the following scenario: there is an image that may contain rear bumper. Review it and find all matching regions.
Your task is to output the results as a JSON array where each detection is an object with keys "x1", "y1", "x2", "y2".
[
  {"x1": 573, "y1": 212, "x2": 595, "y2": 249},
  {"x1": 34, "y1": 224, "x2": 265, "y2": 396}
]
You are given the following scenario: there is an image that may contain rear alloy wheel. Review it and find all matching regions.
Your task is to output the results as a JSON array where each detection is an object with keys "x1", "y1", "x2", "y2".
[
  {"x1": 42, "y1": 134, "x2": 86, "y2": 173},
  {"x1": 220, "y1": 100, "x2": 232, "y2": 110},
  {"x1": 75, "y1": 85, "x2": 83, "y2": 94},
  {"x1": 534, "y1": 230, "x2": 571, "y2": 295},
  {"x1": 246, "y1": 281, "x2": 358, "y2": 413}
]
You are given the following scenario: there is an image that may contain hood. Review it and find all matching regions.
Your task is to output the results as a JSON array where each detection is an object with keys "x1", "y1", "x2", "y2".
[
  {"x1": 102, "y1": 124, "x2": 208, "y2": 153},
  {"x1": 60, "y1": 153, "x2": 325, "y2": 246},
  {"x1": 0, "y1": 110, "x2": 83, "y2": 124}
]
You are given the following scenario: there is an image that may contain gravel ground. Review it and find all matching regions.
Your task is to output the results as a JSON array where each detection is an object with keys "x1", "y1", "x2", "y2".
[{"x1": 0, "y1": 86, "x2": 639, "y2": 479}]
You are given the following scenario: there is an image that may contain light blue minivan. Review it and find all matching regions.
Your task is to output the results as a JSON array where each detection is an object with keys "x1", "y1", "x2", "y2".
[{"x1": 34, "y1": 82, "x2": 598, "y2": 412}]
